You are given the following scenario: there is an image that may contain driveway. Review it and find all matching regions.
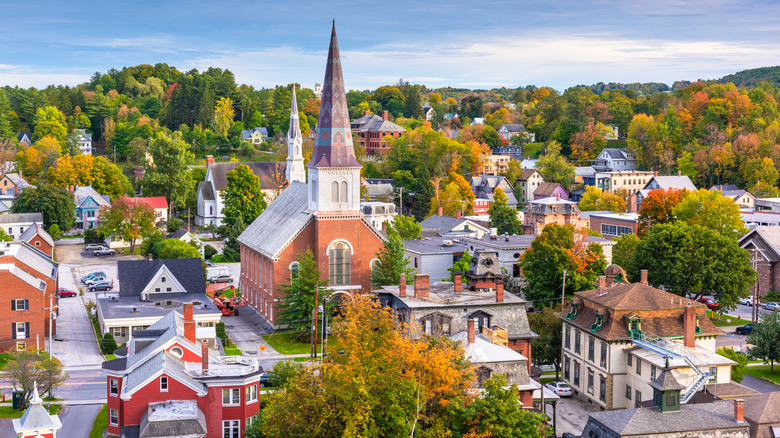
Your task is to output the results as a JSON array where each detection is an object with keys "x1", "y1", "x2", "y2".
[
  {"x1": 59, "y1": 404, "x2": 104, "y2": 438},
  {"x1": 53, "y1": 293, "x2": 104, "y2": 367},
  {"x1": 548, "y1": 396, "x2": 601, "y2": 436}
]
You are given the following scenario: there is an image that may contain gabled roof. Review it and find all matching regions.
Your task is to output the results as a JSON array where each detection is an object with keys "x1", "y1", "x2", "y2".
[
  {"x1": 533, "y1": 182, "x2": 565, "y2": 197},
  {"x1": 451, "y1": 331, "x2": 527, "y2": 363},
  {"x1": 128, "y1": 196, "x2": 169, "y2": 210},
  {"x1": 240, "y1": 127, "x2": 269, "y2": 138},
  {"x1": 420, "y1": 215, "x2": 488, "y2": 236},
  {"x1": 743, "y1": 391, "x2": 780, "y2": 424},
  {"x1": 197, "y1": 181, "x2": 214, "y2": 201},
  {"x1": 3, "y1": 242, "x2": 58, "y2": 280},
  {"x1": 237, "y1": 181, "x2": 313, "y2": 260},
  {"x1": 356, "y1": 114, "x2": 405, "y2": 133},
  {"x1": 167, "y1": 228, "x2": 190, "y2": 240},
  {"x1": 74, "y1": 186, "x2": 110, "y2": 207},
  {"x1": 3, "y1": 172, "x2": 32, "y2": 189},
  {"x1": 207, "y1": 162, "x2": 287, "y2": 191},
  {"x1": 16, "y1": 132, "x2": 32, "y2": 143},
  {"x1": 516, "y1": 169, "x2": 540, "y2": 181},
  {"x1": 0, "y1": 212, "x2": 42, "y2": 224},
  {"x1": 18, "y1": 222, "x2": 54, "y2": 247},
  {"x1": 118, "y1": 258, "x2": 206, "y2": 298},
  {"x1": 499, "y1": 123, "x2": 526, "y2": 133},
  {"x1": 645, "y1": 175, "x2": 697, "y2": 191},
  {"x1": 600, "y1": 148, "x2": 634, "y2": 160},
  {"x1": 122, "y1": 350, "x2": 206, "y2": 399},
  {"x1": 739, "y1": 226, "x2": 780, "y2": 262}
]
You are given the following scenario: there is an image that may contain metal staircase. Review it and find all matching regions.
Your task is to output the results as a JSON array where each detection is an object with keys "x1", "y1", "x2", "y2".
[{"x1": 630, "y1": 332, "x2": 714, "y2": 404}]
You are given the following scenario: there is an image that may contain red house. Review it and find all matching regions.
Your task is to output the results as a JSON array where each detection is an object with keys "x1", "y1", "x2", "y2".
[{"x1": 102, "y1": 304, "x2": 263, "y2": 438}]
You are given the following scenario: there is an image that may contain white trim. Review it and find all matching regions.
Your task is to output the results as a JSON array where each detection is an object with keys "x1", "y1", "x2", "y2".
[
  {"x1": 369, "y1": 258, "x2": 380, "y2": 270},
  {"x1": 140, "y1": 265, "x2": 187, "y2": 298},
  {"x1": 288, "y1": 261, "x2": 300, "y2": 271},
  {"x1": 326, "y1": 238, "x2": 354, "y2": 255}
]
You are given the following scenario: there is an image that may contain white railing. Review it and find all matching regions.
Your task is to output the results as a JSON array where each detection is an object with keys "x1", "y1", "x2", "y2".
[{"x1": 186, "y1": 356, "x2": 259, "y2": 378}]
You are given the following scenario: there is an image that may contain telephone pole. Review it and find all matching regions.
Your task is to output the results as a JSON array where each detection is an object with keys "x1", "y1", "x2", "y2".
[{"x1": 561, "y1": 270, "x2": 567, "y2": 308}]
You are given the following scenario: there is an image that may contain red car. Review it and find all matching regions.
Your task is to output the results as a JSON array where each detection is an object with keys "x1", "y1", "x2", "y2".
[
  {"x1": 58, "y1": 288, "x2": 77, "y2": 298},
  {"x1": 699, "y1": 297, "x2": 719, "y2": 311}
]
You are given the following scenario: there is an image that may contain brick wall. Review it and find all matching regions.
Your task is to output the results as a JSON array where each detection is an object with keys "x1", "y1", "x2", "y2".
[{"x1": 0, "y1": 272, "x2": 49, "y2": 351}]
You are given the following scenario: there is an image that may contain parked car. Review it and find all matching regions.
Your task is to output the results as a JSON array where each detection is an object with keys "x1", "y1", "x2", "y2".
[
  {"x1": 699, "y1": 297, "x2": 719, "y2": 311},
  {"x1": 209, "y1": 274, "x2": 234, "y2": 284},
  {"x1": 84, "y1": 275, "x2": 107, "y2": 285},
  {"x1": 545, "y1": 381, "x2": 572, "y2": 397},
  {"x1": 736, "y1": 324, "x2": 754, "y2": 335},
  {"x1": 562, "y1": 434, "x2": 576, "y2": 438},
  {"x1": 84, "y1": 243, "x2": 103, "y2": 251},
  {"x1": 762, "y1": 302, "x2": 780, "y2": 312},
  {"x1": 740, "y1": 297, "x2": 756, "y2": 306},
  {"x1": 58, "y1": 288, "x2": 77, "y2": 298},
  {"x1": 88, "y1": 281, "x2": 113, "y2": 292},
  {"x1": 81, "y1": 271, "x2": 107, "y2": 283},
  {"x1": 94, "y1": 247, "x2": 116, "y2": 256},
  {"x1": 259, "y1": 372, "x2": 271, "y2": 387}
]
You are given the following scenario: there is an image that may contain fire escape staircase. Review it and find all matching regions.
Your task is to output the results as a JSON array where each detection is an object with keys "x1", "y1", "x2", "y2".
[{"x1": 630, "y1": 331, "x2": 713, "y2": 404}]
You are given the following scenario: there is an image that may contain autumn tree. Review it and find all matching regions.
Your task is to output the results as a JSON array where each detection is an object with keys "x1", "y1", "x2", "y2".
[
  {"x1": 46, "y1": 154, "x2": 132, "y2": 201},
  {"x1": 536, "y1": 141, "x2": 576, "y2": 190},
  {"x1": 488, "y1": 187, "x2": 522, "y2": 235},
  {"x1": 637, "y1": 188, "x2": 686, "y2": 234},
  {"x1": 673, "y1": 188, "x2": 747, "y2": 240},
  {"x1": 212, "y1": 97, "x2": 235, "y2": 139},
  {"x1": 222, "y1": 164, "x2": 267, "y2": 228},
  {"x1": 144, "y1": 132, "x2": 194, "y2": 217},
  {"x1": 4, "y1": 350, "x2": 67, "y2": 410},
  {"x1": 33, "y1": 106, "x2": 68, "y2": 151},
  {"x1": 372, "y1": 228, "x2": 416, "y2": 287},
  {"x1": 277, "y1": 249, "x2": 329, "y2": 333},
  {"x1": 578, "y1": 186, "x2": 627, "y2": 212},
  {"x1": 98, "y1": 197, "x2": 157, "y2": 252},
  {"x1": 429, "y1": 172, "x2": 475, "y2": 217},
  {"x1": 569, "y1": 121, "x2": 611, "y2": 162}
]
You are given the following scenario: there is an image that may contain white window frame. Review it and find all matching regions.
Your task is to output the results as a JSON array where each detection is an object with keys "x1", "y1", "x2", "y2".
[
  {"x1": 222, "y1": 419, "x2": 240, "y2": 438},
  {"x1": 13, "y1": 299, "x2": 27, "y2": 311},
  {"x1": 160, "y1": 376, "x2": 168, "y2": 392},
  {"x1": 246, "y1": 384, "x2": 258, "y2": 403},
  {"x1": 109, "y1": 408, "x2": 119, "y2": 426},
  {"x1": 110, "y1": 379, "x2": 118, "y2": 396},
  {"x1": 222, "y1": 388, "x2": 240, "y2": 406},
  {"x1": 16, "y1": 341, "x2": 25, "y2": 351},
  {"x1": 14, "y1": 323, "x2": 26, "y2": 339}
]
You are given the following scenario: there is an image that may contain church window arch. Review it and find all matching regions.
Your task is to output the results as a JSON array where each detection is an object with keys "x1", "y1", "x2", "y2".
[
  {"x1": 289, "y1": 262, "x2": 300, "y2": 283},
  {"x1": 328, "y1": 240, "x2": 352, "y2": 286},
  {"x1": 332, "y1": 181, "x2": 339, "y2": 204},
  {"x1": 340, "y1": 181, "x2": 348, "y2": 203}
]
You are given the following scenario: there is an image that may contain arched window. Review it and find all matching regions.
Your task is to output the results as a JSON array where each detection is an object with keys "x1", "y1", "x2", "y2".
[
  {"x1": 289, "y1": 262, "x2": 300, "y2": 283},
  {"x1": 340, "y1": 181, "x2": 347, "y2": 203},
  {"x1": 332, "y1": 181, "x2": 339, "y2": 203},
  {"x1": 329, "y1": 241, "x2": 351, "y2": 285},
  {"x1": 312, "y1": 179, "x2": 317, "y2": 201},
  {"x1": 209, "y1": 206, "x2": 213, "y2": 215},
  {"x1": 170, "y1": 346, "x2": 184, "y2": 358}
]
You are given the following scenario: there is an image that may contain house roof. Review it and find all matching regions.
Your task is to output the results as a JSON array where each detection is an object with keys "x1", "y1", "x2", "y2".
[
  {"x1": 353, "y1": 114, "x2": 405, "y2": 133},
  {"x1": 139, "y1": 400, "x2": 207, "y2": 438},
  {"x1": 646, "y1": 175, "x2": 697, "y2": 191},
  {"x1": 97, "y1": 294, "x2": 220, "y2": 322},
  {"x1": 4, "y1": 242, "x2": 58, "y2": 281},
  {"x1": 739, "y1": 226, "x2": 780, "y2": 262},
  {"x1": 420, "y1": 215, "x2": 488, "y2": 236},
  {"x1": 117, "y1": 258, "x2": 206, "y2": 298},
  {"x1": 237, "y1": 181, "x2": 313, "y2": 260},
  {"x1": 516, "y1": 169, "x2": 540, "y2": 181},
  {"x1": 208, "y1": 162, "x2": 287, "y2": 191},
  {"x1": 18, "y1": 222, "x2": 54, "y2": 247},
  {"x1": 451, "y1": 331, "x2": 528, "y2": 363},
  {"x1": 240, "y1": 127, "x2": 269, "y2": 138},
  {"x1": 197, "y1": 181, "x2": 214, "y2": 201},
  {"x1": 167, "y1": 228, "x2": 189, "y2": 240},
  {"x1": 499, "y1": 124, "x2": 526, "y2": 133},
  {"x1": 533, "y1": 182, "x2": 564, "y2": 197},
  {"x1": 601, "y1": 148, "x2": 634, "y2": 160},
  {"x1": 4, "y1": 173, "x2": 32, "y2": 189},
  {"x1": 743, "y1": 391, "x2": 780, "y2": 424},
  {"x1": 403, "y1": 237, "x2": 468, "y2": 255},
  {"x1": 74, "y1": 186, "x2": 111, "y2": 207},
  {"x1": 710, "y1": 184, "x2": 740, "y2": 192},
  {"x1": 129, "y1": 196, "x2": 169, "y2": 210},
  {"x1": 0, "y1": 212, "x2": 42, "y2": 224}
]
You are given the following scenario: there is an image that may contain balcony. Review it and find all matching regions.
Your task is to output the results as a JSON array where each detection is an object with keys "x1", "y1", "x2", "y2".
[
  {"x1": 186, "y1": 355, "x2": 260, "y2": 378},
  {"x1": 482, "y1": 325, "x2": 508, "y2": 347}
]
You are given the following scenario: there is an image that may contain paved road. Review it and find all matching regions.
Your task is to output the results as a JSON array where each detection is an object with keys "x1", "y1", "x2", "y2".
[
  {"x1": 548, "y1": 396, "x2": 601, "y2": 437},
  {"x1": 741, "y1": 374, "x2": 780, "y2": 393},
  {"x1": 59, "y1": 404, "x2": 103, "y2": 438},
  {"x1": 52, "y1": 292, "x2": 104, "y2": 367}
]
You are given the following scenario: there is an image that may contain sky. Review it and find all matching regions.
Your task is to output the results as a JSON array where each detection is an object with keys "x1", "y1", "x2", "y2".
[{"x1": 2, "y1": 0, "x2": 780, "y2": 92}]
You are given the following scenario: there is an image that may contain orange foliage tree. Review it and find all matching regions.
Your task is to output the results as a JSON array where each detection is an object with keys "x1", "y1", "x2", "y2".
[{"x1": 637, "y1": 188, "x2": 687, "y2": 235}]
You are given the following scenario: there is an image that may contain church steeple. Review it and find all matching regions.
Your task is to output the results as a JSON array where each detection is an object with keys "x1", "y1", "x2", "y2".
[
  {"x1": 307, "y1": 22, "x2": 362, "y2": 213},
  {"x1": 286, "y1": 86, "x2": 306, "y2": 184}
]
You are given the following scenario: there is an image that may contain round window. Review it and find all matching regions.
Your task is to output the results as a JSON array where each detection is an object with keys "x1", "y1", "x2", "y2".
[{"x1": 170, "y1": 346, "x2": 184, "y2": 358}]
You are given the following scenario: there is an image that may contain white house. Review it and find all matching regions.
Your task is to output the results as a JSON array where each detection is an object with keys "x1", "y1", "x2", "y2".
[
  {"x1": 73, "y1": 129, "x2": 93, "y2": 155},
  {"x1": 592, "y1": 148, "x2": 637, "y2": 172},
  {"x1": 0, "y1": 212, "x2": 43, "y2": 240}
]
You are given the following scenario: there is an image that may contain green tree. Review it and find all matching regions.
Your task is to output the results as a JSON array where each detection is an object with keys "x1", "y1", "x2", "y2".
[
  {"x1": 39, "y1": 357, "x2": 68, "y2": 400},
  {"x1": 4, "y1": 350, "x2": 67, "y2": 411},
  {"x1": 101, "y1": 332, "x2": 118, "y2": 355},
  {"x1": 144, "y1": 132, "x2": 194, "y2": 217},
  {"x1": 98, "y1": 197, "x2": 157, "y2": 252},
  {"x1": 385, "y1": 214, "x2": 422, "y2": 240},
  {"x1": 222, "y1": 217, "x2": 245, "y2": 262},
  {"x1": 156, "y1": 238, "x2": 201, "y2": 259},
  {"x1": 277, "y1": 249, "x2": 329, "y2": 332},
  {"x1": 268, "y1": 360, "x2": 305, "y2": 389},
  {"x1": 519, "y1": 224, "x2": 607, "y2": 302},
  {"x1": 612, "y1": 233, "x2": 640, "y2": 271},
  {"x1": 673, "y1": 189, "x2": 747, "y2": 240},
  {"x1": 536, "y1": 141, "x2": 576, "y2": 190},
  {"x1": 372, "y1": 228, "x2": 416, "y2": 287},
  {"x1": 747, "y1": 311, "x2": 780, "y2": 373},
  {"x1": 488, "y1": 187, "x2": 522, "y2": 235},
  {"x1": 528, "y1": 306, "x2": 563, "y2": 379},
  {"x1": 33, "y1": 106, "x2": 68, "y2": 151},
  {"x1": 47, "y1": 224, "x2": 62, "y2": 242},
  {"x1": 717, "y1": 348, "x2": 747, "y2": 383},
  {"x1": 630, "y1": 222, "x2": 755, "y2": 309},
  {"x1": 12, "y1": 184, "x2": 76, "y2": 231},
  {"x1": 222, "y1": 164, "x2": 267, "y2": 228}
]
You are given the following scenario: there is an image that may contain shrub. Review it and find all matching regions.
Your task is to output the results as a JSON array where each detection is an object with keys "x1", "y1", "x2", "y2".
[
  {"x1": 84, "y1": 229, "x2": 105, "y2": 244},
  {"x1": 216, "y1": 322, "x2": 227, "y2": 347},
  {"x1": 766, "y1": 290, "x2": 780, "y2": 302},
  {"x1": 268, "y1": 360, "x2": 304, "y2": 388},
  {"x1": 717, "y1": 347, "x2": 748, "y2": 383},
  {"x1": 101, "y1": 332, "x2": 118, "y2": 355},
  {"x1": 167, "y1": 218, "x2": 184, "y2": 233},
  {"x1": 204, "y1": 244, "x2": 217, "y2": 260}
]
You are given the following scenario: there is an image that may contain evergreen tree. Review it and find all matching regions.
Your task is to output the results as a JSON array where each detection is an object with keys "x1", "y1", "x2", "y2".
[
  {"x1": 747, "y1": 311, "x2": 780, "y2": 373},
  {"x1": 277, "y1": 249, "x2": 329, "y2": 332},
  {"x1": 488, "y1": 187, "x2": 522, "y2": 235},
  {"x1": 222, "y1": 217, "x2": 245, "y2": 262},
  {"x1": 371, "y1": 228, "x2": 417, "y2": 287},
  {"x1": 412, "y1": 167, "x2": 434, "y2": 221}
]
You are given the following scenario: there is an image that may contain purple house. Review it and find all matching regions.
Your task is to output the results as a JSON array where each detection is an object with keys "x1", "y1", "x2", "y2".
[{"x1": 533, "y1": 182, "x2": 569, "y2": 201}]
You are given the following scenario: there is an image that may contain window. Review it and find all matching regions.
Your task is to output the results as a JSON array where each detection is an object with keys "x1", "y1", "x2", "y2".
[
  {"x1": 331, "y1": 181, "x2": 339, "y2": 203},
  {"x1": 209, "y1": 206, "x2": 213, "y2": 215},
  {"x1": 161, "y1": 277, "x2": 166, "y2": 283},
  {"x1": 246, "y1": 384, "x2": 258, "y2": 403},
  {"x1": 573, "y1": 361, "x2": 580, "y2": 386},
  {"x1": 110, "y1": 408, "x2": 119, "y2": 426},
  {"x1": 587, "y1": 370, "x2": 594, "y2": 394},
  {"x1": 650, "y1": 365, "x2": 656, "y2": 382},
  {"x1": 222, "y1": 420, "x2": 240, "y2": 438},
  {"x1": 627, "y1": 354, "x2": 632, "y2": 366},
  {"x1": 12, "y1": 322, "x2": 28, "y2": 340},
  {"x1": 223, "y1": 388, "x2": 240, "y2": 406},
  {"x1": 166, "y1": 287, "x2": 172, "y2": 292},
  {"x1": 247, "y1": 416, "x2": 256, "y2": 428},
  {"x1": 109, "y1": 326, "x2": 128, "y2": 338},
  {"x1": 636, "y1": 390, "x2": 642, "y2": 406},
  {"x1": 599, "y1": 376, "x2": 606, "y2": 402},
  {"x1": 329, "y1": 241, "x2": 351, "y2": 285},
  {"x1": 574, "y1": 331, "x2": 581, "y2": 354},
  {"x1": 290, "y1": 262, "x2": 300, "y2": 282},
  {"x1": 155, "y1": 288, "x2": 161, "y2": 292},
  {"x1": 160, "y1": 376, "x2": 168, "y2": 392},
  {"x1": 564, "y1": 357, "x2": 570, "y2": 380},
  {"x1": 600, "y1": 223, "x2": 634, "y2": 236},
  {"x1": 636, "y1": 358, "x2": 641, "y2": 375},
  {"x1": 709, "y1": 366, "x2": 717, "y2": 383},
  {"x1": 565, "y1": 327, "x2": 570, "y2": 349},
  {"x1": 340, "y1": 181, "x2": 347, "y2": 203},
  {"x1": 110, "y1": 379, "x2": 118, "y2": 396},
  {"x1": 16, "y1": 341, "x2": 25, "y2": 351},
  {"x1": 626, "y1": 384, "x2": 632, "y2": 400},
  {"x1": 588, "y1": 338, "x2": 594, "y2": 361},
  {"x1": 12, "y1": 299, "x2": 28, "y2": 311},
  {"x1": 600, "y1": 343, "x2": 607, "y2": 368}
]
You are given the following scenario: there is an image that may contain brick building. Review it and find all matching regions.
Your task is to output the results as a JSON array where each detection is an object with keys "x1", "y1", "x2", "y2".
[
  {"x1": 238, "y1": 24, "x2": 385, "y2": 327},
  {"x1": 102, "y1": 305, "x2": 264, "y2": 438},
  {"x1": 523, "y1": 195, "x2": 583, "y2": 235},
  {"x1": 18, "y1": 222, "x2": 54, "y2": 258},
  {"x1": 739, "y1": 226, "x2": 780, "y2": 297},
  {"x1": 350, "y1": 110, "x2": 406, "y2": 156},
  {"x1": 587, "y1": 212, "x2": 639, "y2": 240}
]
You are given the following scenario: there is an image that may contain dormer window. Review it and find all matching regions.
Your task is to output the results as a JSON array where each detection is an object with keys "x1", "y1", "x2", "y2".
[
  {"x1": 590, "y1": 310, "x2": 604, "y2": 332},
  {"x1": 628, "y1": 316, "x2": 642, "y2": 338},
  {"x1": 566, "y1": 303, "x2": 579, "y2": 320}
]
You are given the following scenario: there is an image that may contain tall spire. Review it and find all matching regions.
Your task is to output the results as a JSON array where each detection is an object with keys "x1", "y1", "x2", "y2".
[
  {"x1": 308, "y1": 22, "x2": 361, "y2": 169},
  {"x1": 286, "y1": 86, "x2": 305, "y2": 183}
]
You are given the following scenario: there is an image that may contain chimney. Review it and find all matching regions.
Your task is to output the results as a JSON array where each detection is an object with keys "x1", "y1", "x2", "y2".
[
  {"x1": 640, "y1": 269, "x2": 648, "y2": 285},
  {"x1": 399, "y1": 273, "x2": 406, "y2": 298},
  {"x1": 719, "y1": 184, "x2": 723, "y2": 194},
  {"x1": 678, "y1": 170, "x2": 681, "y2": 176},
  {"x1": 628, "y1": 193, "x2": 637, "y2": 213},
  {"x1": 734, "y1": 399, "x2": 744, "y2": 423},
  {"x1": 556, "y1": 192, "x2": 561, "y2": 201},
  {"x1": 683, "y1": 302, "x2": 696, "y2": 348},
  {"x1": 598, "y1": 276, "x2": 606, "y2": 291},
  {"x1": 496, "y1": 280, "x2": 504, "y2": 302},
  {"x1": 456, "y1": 210, "x2": 462, "y2": 219},
  {"x1": 148, "y1": 254, "x2": 153, "y2": 261},
  {"x1": 382, "y1": 110, "x2": 389, "y2": 121},
  {"x1": 69, "y1": 185, "x2": 74, "y2": 192},
  {"x1": 438, "y1": 206, "x2": 444, "y2": 217},
  {"x1": 363, "y1": 110, "x2": 369, "y2": 116},
  {"x1": 467, "y1": 318, "x2": 476, "y2": 344},
  {"x1": 414, "y1": 274, "x2": 429, "y2": 299},
  {"x1": 205, "y1": 155, "x2": 214, "y2": 168},
  {"x1": 454, "y1": 273, "x2": 462, "y2": 293},
  {"x1": 201, "y1": 341, "x2": 209, "y2": 371},
  {"x1": 654, "y1": 170, "x2": 658, "y2": 177},
  {"x1": 184, "y1": 303, "x2": 196, "y2": 344}
]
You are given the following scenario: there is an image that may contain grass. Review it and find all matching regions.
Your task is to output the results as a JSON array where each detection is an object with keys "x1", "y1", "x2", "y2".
[
  {"x1": 520, "y1": 142, "x2": 544, "y2": 158},
  {"x1": 117, "y1": 247, "x2": 141, "y2": 255},
  {"x1": 105, "y1": 354, "x2": 117, "y2": 361},
  {"x1": 539, "y1": 377, "x2": 556, "y2": 385},
  {"x1": 42, "y1": 396, "x2": 63, "y2": 402},
  {"x1": 0, "y1": 404, "x2": 61, "y2": 418},
  {"x1": 90, "y1": 405, "x2": 108, "y2": 438},
  {"x1": 224, "y1": 341, "x2": 243, "y2": 356},
  {"x1": 706, "y1": 311, "x2": 747, "y2": 327},
  {"x1": 262, "y1": 331, "x2": 312, "y2": 355},
  {"x1": 0, "y1": 353, "x2": 12, "y2": 369},
  {"x1": 743, "y1": 364, "x2": 780, "y2": 385}
]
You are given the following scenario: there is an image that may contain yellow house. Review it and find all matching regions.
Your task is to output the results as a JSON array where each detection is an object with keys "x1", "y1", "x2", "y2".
[{"x1": 241, "y1": 127, "x2": 269, "y2": 145}]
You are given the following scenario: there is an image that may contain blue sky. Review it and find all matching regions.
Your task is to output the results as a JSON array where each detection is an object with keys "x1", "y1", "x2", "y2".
[{"x1": 2, "y1": 0, "x2": 780, "y2": 92}]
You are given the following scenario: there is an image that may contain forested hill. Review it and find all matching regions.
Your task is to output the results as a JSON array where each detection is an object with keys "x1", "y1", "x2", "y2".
[{"x1": 716, "y1": 66, "x2": 780, "y2": 88}]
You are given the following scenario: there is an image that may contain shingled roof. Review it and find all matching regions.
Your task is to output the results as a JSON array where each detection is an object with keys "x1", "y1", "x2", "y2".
[
  {"x1": 208, "y1": 162, "x2": 287, "y2": 191},
  {"x1": 117, "y1": 258, "x2": 206, "y2": 298}
]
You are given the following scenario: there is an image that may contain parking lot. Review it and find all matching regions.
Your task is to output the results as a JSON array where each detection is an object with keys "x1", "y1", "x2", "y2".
[{"x1": 56, "y1": 239, "x2": 141, "y2": 298}]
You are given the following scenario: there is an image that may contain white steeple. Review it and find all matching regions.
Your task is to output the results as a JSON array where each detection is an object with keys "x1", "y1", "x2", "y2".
[{"x1": 286, "y1": 87, "x2": 306, "y2": 184}]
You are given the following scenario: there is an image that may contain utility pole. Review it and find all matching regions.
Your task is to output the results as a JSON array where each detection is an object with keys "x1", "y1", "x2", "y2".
[
  {"x1": 398, "y1": 187, "x2": 403, "y2": 216},
  {"x1": 561, "y1": 270, "x2": 567, "y2": 308},
  {"x1": 44, "y1": 294, "x2": 58, "y2": 359},
  {"x1": 310, "y1": 288, "x2": 319, "y2": 359}
]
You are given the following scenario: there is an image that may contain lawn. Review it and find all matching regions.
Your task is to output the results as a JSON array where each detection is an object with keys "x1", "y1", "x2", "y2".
[
  {"x1": 706, "y1": 311, "x2": 746, "y2": 327},
  {"x1": 744, "y1": 364, "x2": 780, "y2": 385},
  {"x1": 262, "y1": 331, "x2": 312, "y2": 355},
  {"x1": 224, "y1": 341, "x2": 243, "y2": 356},
  {"x1": 0, "y1": 404, "x2": 61, "y2": 418},
  {"x1": 0, "y1": 353, "x2": 12, "y2": 369},
  {"x1": 90, "y1": 405, "x2": 108, "y2": 438},
  {"x1": 520, "y1": 142, "x2": 544, "y2": 158}
]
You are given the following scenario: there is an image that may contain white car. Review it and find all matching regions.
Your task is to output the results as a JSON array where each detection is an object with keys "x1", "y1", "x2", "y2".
[
  {"x1": 740, "y1": 297, "x2": 755, "y2": 306},
  {"x1": 545, "y1": 381, "x2": 572, "y2": 397},
  {"x1": 763, "y1": 302, "x2": 780, "y2": 312}
]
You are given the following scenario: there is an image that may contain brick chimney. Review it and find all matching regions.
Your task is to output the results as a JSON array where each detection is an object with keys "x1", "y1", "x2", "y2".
[
  {"x1": 363, "y1": 110, "x2": 369, "y2": 116},
  {"x1": 556, "y1": 192, "x2": 561, "y2": 201},
  {"x1": 456, "y1": 210, "x2": 462, "y2": 219},
  {"x1": 69, "y1": 185, "x2": 74, "y2": 192},
  {"x1": 454, "y1": 273, "x2": 462, "y2": 293},
  {"x1": 628, "y1": 193, "x2": 637, "y2": 213},
  {"x1": 640, "y1": 269, "x2": 648, "y2": 285},
  {"x1": 205, "y1": 155, "x2": 215, "y2": 168},
  {"x1": 414, "y1": 274, "x2": 429, "y2": 299},
  {"x1": 382, "y1": 110, "x2": 389, "y2": 121},
  {"x1": 201, "y1": 341, "x2": 209, "y2": 371},
  {"x1": 399, "y1": 273, "x2": 406, "y2": 298},
  {"x1": 496, "y1": 280, "x2": 504, "y2": 302},
  {"x1": 654, "y1": 170, "x2": 658, "y2": 176},
  {"x1": 184, "y1": 303, "x2": 196, "y2": 344},
  {"x1": 734, "y1": 399, "x2": 744, "y2": 423},
  {"x1": 438, "y1": 206, "x2": 444, "y2": 217},
  {"x1": 678, "y1": 170, "x2": 681, "y2": 176},
  {"x1": 597, "y1": 275, "x2": 606, "y2": 291},
  {"x1": 467, "y1": 318, "x2": 475, "y2": 344},
  {"x1": 683, "y1": 302, "x2": 696, "y2": 348}
]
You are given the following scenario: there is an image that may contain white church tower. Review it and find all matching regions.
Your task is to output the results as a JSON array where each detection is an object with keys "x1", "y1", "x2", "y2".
[{"x1": 286, "y1": 87, "x2": 306, "y2": 184}]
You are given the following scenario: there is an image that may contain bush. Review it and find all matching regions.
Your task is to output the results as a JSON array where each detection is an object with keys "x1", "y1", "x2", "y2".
[
  {"x1": 766, "y1": 290, "x2": 780, "y2": 302},
  {"x1": 167, "y1": 218, "x2": 184, "y2": 233},
  {"x1": 216, "y1": 322, "x2": 227, "y2": 347},
  {"x1": 84, "y1": 229, "x2": 105, "y2": 244},
  {"x1": 101, "y1": 332, "x2": 118, "y2": 355},
  {"x1": 204, "y1": 244, "x2": 217, "y2": 260},
  {"x1": 268, "y1": 360, "x2": 304, "y2": 388},
  {"x1": 717, "y1": 347, "x2": 748, "y2": 383}
]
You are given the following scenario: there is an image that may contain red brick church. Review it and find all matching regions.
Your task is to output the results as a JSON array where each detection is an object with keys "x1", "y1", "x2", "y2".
[{"x1": 238, "y1": 23, "x2": 384, "y2": 327}]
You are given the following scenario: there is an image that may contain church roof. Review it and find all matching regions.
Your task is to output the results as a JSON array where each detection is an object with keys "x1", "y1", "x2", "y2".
[
  {"x1": 208, "y1": 162, "x2": 287, "y2": 191},
  {"x1": 237, "y1": 181, "x2": 313, "y2": 259},
  {"x1": 12, "y1": 383, "x2": 62, "y2": 432},
  {"x1": 308, "y1": 22, "x2": 361, "y2": 169},
  {"x1": 288, "y1": 87, "x2": 301, "y2": 141}
]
